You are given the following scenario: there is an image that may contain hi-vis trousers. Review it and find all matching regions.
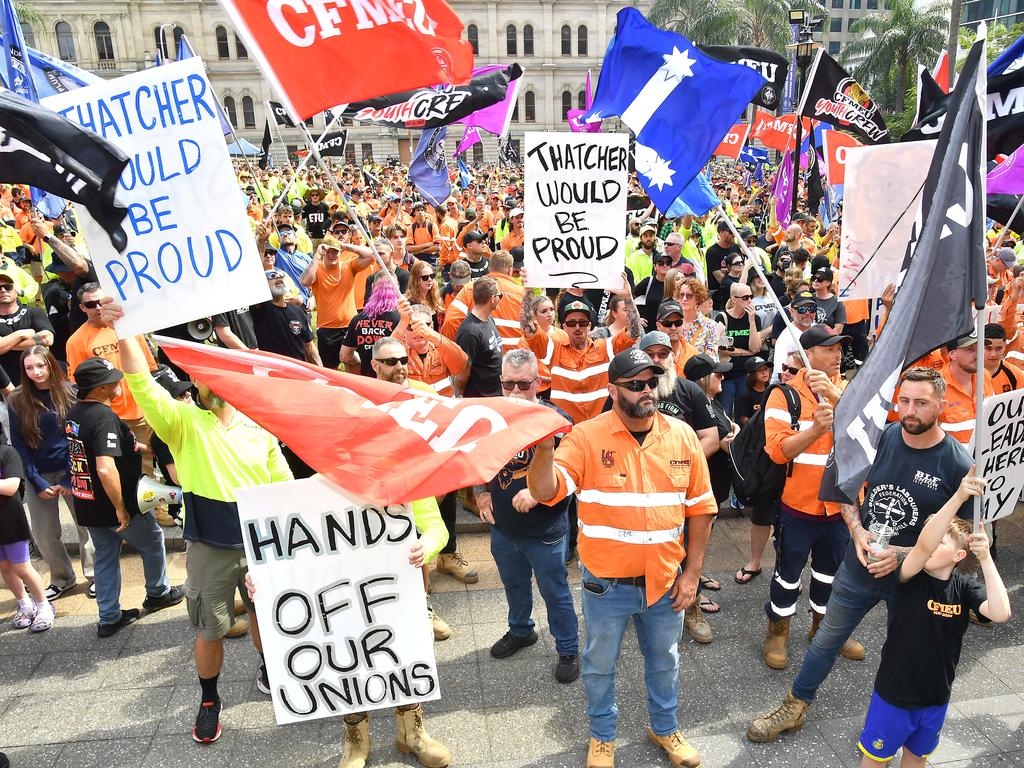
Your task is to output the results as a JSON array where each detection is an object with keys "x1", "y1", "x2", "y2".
[{"x1": 766, "y1": 508, "x2": 850, "y2": 620}]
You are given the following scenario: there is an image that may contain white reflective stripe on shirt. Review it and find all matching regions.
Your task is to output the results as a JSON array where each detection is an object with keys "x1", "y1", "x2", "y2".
[
  {"x1": 550, "y1": 362, "x2": 611, "y2": 381},
  {"x1": 542, "y1": 337, "x2": 555, "y2": 366},
  {"x1": 500, "y1": 337, "x2": 519, "y2": 347},
  {"x1": 763, "y1": 408, "x2": 812, "y2": 431},
  {"x1": 556, "y1": 464, "x2": 577, "y2": 495},
  {"x1": 605, "y1": 336, "x2": 615, "y2": 359},
  {"x1": 1007, "y1": 349, "x2": 1024, "y2": 362},
  {"x1": 433, "y1": 377, "x2": 453, "y2": 393},
  {"x1": 792, "y1": 452, "x2": 828, "y2": 466},
  {"x1": 493, "y1": 318, "x2": 520, "y2": 329},
  {"x1": 579, "y1": 520, "x2": 685, "y2": 545},
  {"x1": 450, "y1": 299, "x2": 468, "y2": 314},
  {"x1": 941, "y1": 419, "x2": 975, "y2": 431},
  {"x1": 549, "y1": 388, "x2": 609, "y2": 403},
  {"x1": 578, "y1": 489, "x2": 687, "y2": 507},
  {"x1": 684, "y1": 489, "x2": 714, "y2": 507}
]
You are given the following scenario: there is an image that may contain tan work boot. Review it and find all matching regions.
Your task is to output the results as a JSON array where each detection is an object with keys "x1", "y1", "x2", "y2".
[
  {"x1": 154, "y1": 506, "x2": 177, "y2": 527},
  {"x1": 683, "y1": 603, "x2": 713, "y2": 644},
  {"x1": 394, "y1": 705, "x2": 451, "y2": 767},
  {"x1": 746, "y1": 690, "x2": 811, "y2": 743},
  {"x1": 586, "y1": 737, "x2": 615, "y2": 767},
  {"x1": 647, "y1": 729, "x2": 701, "y2": 767},
  {"x1": 807, "y1": 612, "x2": 865, "y2": 660},
  {"x1": 234, "y1": 598, "x2": 247, "y2": 615},
  {"x1": 435, "y1": 552, "x2": 479, "y2": 584},
  {"x1": 338, "y1": 716, "x2": 370, "y2": 768},
  {"x1": 763, "y1": 617, "x2": 791, "y2": 670},
  {"x1": 225, "y1": 617, "x2": 249, "y2": 638},
  {"x1": 430, "y1": 608, "x2": 451, "y2": 641}
]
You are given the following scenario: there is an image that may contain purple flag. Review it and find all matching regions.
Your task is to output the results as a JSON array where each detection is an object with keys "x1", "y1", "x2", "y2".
[
  {"x1": 567, "y1": 70, "x2": 602, "y2": 133},
  {"x1": 988, "y1": 144, "x2": 1024, "y2": 194},
  {"x1": 453, "y1": 126, "x2": 481, "y2": 157},
  {"x1": 773, "y1": 151, "x2": 794, "y2": 228},
  {"x1": 453, "y1": 65, "x2": 522, "y2": 136}
]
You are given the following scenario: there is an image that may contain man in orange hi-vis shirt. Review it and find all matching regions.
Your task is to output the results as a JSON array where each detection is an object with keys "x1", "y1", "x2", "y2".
[
  {"x1": 762, "y1": 324, "x2": 865, "y2": 672},
  {"x1": 440, "y1": 251, "x2": 523, "y2": 351},
  {"x1": 528, "y1": 347, "x2": 716, "y2": 768}
]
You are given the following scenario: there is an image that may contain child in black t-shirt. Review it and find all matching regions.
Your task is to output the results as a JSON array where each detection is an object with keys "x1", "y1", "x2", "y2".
[{"x1": 857, "y1": 466, "x2": 1011, "y2": 768}]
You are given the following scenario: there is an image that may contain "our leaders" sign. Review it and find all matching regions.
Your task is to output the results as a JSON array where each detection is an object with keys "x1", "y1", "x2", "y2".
[
  {"x1": 976, "y1": 389, "x2": 1024, "y2": 522},
  {"x1": 236, "y1": 476, "x2": 440, "y2": 726}
]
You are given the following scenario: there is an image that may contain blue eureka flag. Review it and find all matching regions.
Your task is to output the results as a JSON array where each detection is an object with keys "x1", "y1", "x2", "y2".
[
  {"x1": 0, "y1": 0, "x2": 35, "y2": 100},
  {"x1": 739, "y1": 146, "x2": 768, "y2": 165},
  {"x1": 665, "y1": 171, "x2": 719, "y2": 218},
  {"x1": 584, "y1": 8, "x2": 764, "y2": 213},
  {"x1": 175, "y1": 34, "x2": 233, "y2": 136},
  {"x1": 458, "y1": 155, "x2": 473, "y2": 189},
  {"x1": 410, "y1": 126, "x2": 452, "y2": 207}
]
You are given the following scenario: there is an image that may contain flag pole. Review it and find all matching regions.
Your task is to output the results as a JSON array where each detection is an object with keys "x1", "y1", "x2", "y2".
[
  {"x1": 974, "y1": 23, "x2": 990, "y2": 535},
  {"x1": 991, "y1": 195, "x2": 1024, "y2": 251},
  {"x1": 265, "y1": 101, "x2": 296, "y2": 173}
]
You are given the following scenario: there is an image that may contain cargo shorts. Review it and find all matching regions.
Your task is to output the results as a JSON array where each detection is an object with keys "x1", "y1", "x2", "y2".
[{"x1": 185, "y1": 541, "x2": 254, "y2": 641}]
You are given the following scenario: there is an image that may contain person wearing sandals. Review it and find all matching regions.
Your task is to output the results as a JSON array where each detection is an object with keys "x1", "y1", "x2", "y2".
[
  {"x1": 0, "y1": 442, "x2": 55, "y2": 632},
  {"x1": 8, "y1": 345, "x2": 95, "y2": 601}
]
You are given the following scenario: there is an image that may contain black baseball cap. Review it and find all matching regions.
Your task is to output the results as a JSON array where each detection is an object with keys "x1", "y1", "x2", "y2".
[
  {"x1": 800, "y1": 324, "x2": 851, "y2": 349},
  {"x1": 463, "y1": 230, "x2": 487, "y2": 245},
  {"x1": 657, "y1": 300, "x2": 684, "y2": 320},
  {"x1": 812, "y1": 268, "x2": 834, "y2": 282},
  {"x1": 745, "y1": 355, "x2": 770, "y2": 373},
  {"x1": 683, "y1": 354, "x2": 732, "y2": 381},
  {"x1": 608, "y1": 348, "x2": 664, "y2": 382},
  {"x1": 791, "y1": 289, "x2": 816, "y2": 307},
  {"x1": 370, "y1": 214, "x2": 383, "y2": 223},
  {"x1": 74, "y1": 357, "x2": 123, "y2": 395},
  {"x1": 559, "y1": 299, "x2": 595, "y2": 325},
  {"x1": 985, "y1": 323, "x2": 1008, "y2": 340}
]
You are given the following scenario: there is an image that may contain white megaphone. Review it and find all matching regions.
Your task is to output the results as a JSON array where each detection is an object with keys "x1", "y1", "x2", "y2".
[{"x1": 137, "y1": 476, "x2": 183, "y2": 513}]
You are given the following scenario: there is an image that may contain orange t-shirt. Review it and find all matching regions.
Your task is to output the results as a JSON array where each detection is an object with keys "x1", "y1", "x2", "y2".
[
  {"x1": 66, "y1": 327, "x2": 157, "y2": 421},
  {"x1": 310, "y1": 257, "x2": 367, "y2": 329},
  {"x1": 500, "y1": 230, "x2": 525, "y2": 251}
]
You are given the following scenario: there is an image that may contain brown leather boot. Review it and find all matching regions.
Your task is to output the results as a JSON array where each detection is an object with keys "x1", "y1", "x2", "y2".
[
  {"x1": 647, "y1": 729, "x2": 701, "y2": 767},
  {"x1": 394, "y1": 705, "x2": 451, "y2": 767},
  {"x1": 746, "y1": 690, "x2": 811, "y2": 743},
  {"x1": 807, "y1": 612, "x2": 865, "y2": 660},
  {"x1": 586, "y1": 737, "x2": 615, "y2": 767},
  {"x1": 763, "y1": 616, "x2": 790, "y2": 670}
]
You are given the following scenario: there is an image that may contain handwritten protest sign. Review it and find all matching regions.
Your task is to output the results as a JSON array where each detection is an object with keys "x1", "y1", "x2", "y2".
[
  {"x1": 976, "y1": 390, "x2": 1024, "y2": 523},
  {"x1": 237, "y1": 476, "x2": 440, "y2": 726},
  {"x1": 43, "y1": 58, "x2": 270, "y2": 339},
  {"x1": 837, "y1": 141, "x2": 935, "y2": 300},
  {"x1": 524, "y1": 132, "x2": 628, "y2": 290}
]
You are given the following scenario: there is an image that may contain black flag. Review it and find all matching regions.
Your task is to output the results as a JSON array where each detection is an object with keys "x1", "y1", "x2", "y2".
[
  {"x1": 806, "y1": 150, "x2": 824, "y2": 216},
  {"x1": 700, "y1": 46, "x2": 788, "y2": 111},
  {"x1": 258, "y1": 119, "x2": 272, "y2": 170},
  {"x1": 0, "y1": 88, "x2": 129, "y2": 250},
  {"x1": 822, "y1": 39, "x2": 988, "y2": 504},
  {"x1": 269, "y1": 100, "x2": 295, "y2": 127},
  {"x1": 315, "y1": 130, "x2": 348, "y2": 158},
  {"x1": 500, "y1": 138, "x2": 520, "y2": 166},
  {"x1": 797, "y1": 49, "x2": 889, "y2": 144}
]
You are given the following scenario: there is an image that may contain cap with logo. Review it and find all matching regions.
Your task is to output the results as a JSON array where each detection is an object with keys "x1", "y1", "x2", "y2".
[
  {"x1": 812, "y1": 267, "x2": 834, "y2": 282},
  {"x1": 639, "y1": 330, "x2": 672, "y2": 350},
  {"x1": 683, "y1": 354, "x2": 732, "y2": 381},
  {"x1": 609, "y1": 348, "x2": 665, "y2": 382},
  {"x1": 463, "y1": 230, "x2": 487, "y2": 245},
  {"x1": 74, "y1": 357, "x2": 123, "y2": 395},
  {"x1": 657, "y1": 300, "x2": 684, "y2": 320},
  {"x1": 745, "y1": 355, "x2": 770, "y2": 373},
  {"x1": 948, "y1": 333, "x2": 979, "y2": 350},
  {"x1": 800, "y1": 323, "x2": 851, "y2": 349},
  {"x1": 791, "y1": 289, "x2": 816, "y2": 308},
  {"x1": 559, "y1": 299, "x2": 595, "y2": 325}
]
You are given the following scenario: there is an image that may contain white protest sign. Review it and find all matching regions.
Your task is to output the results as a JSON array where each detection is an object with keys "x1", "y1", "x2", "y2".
[
  {"x1": 837, "y1": 141, "x2": 936, "y2": 300},
  {"x1": 43, "y1": 57, "x2": 270, "y2": 339},
  {"x1": 236, "y1": 476, "x2": 440, "y2": 726},
  {"x1": 977, "y1": 389, "x2": 1024, "y2": 522},
  {"x1": 524, "y1": 132, "x2": 628, "y2": 289}
]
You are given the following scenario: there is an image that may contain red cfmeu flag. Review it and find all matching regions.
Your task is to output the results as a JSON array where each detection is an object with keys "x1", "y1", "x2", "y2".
[
  {"x1": 217, "y1": 0, "x2": 474, "y2": 121},
  {"x1": 155, "y1": 337, "x2": 569, "y2": 505},
  {"x1": 713, "y1": 123, "x2": 751, "y2": 160},
  {"x1": 751, "y1": 109, "x2": 812, "y2": 152}
]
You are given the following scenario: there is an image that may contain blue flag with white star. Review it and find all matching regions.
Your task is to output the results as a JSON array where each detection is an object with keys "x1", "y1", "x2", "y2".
[
  {"x1": 665, "y1": 171, "x2": 718, "y2": 217},
  {"x1": 583, "y1": 8, "x2": 764, "y2": 214}
]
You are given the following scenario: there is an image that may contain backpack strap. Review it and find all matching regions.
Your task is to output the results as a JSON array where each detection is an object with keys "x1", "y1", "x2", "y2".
[
  {"x1": 1004, "y1": 364, "x2": 1018, "y2": 391},
  {"x1": 778, "y1": 383, "x2": 802, "y2": 430}
]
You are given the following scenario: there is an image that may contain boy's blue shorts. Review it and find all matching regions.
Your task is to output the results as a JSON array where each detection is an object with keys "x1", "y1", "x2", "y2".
[{"x1": 858, "y1": 690, "x2": 948, "y2": 762}]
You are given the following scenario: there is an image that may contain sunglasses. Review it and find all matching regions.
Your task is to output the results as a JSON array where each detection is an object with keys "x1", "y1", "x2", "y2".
[
  {"x1": 500, "y1": 378, "x2": 538, "y2": 391},
  {"x1": 735, "y1": 294, "x2": 752, "y2": 300},
  {"x1": 81, "y1": 299, "x2": 101, "y2": 309},
  {"x1": 659, "y1": 319, "x2": 684, "y2": 328},
  {"x1": 0, "y1": 283, "x2": 16, "y2": 293},
  {"x1": 678, "y1": 292, "x2": 695, "y2": 299},
  {"x1": 419, "y1": 274, "x2": 435, "y2": 282},
  {"x1": 782, "y1": 365, "x2": 801, "y2": 375},
  {"x1": 563, "y1": 319, "x2": 591, "y2": 328},
  {"x1": 614, "y1": 377, "x2": 659, "y2": 392},
  {"x1": 656, "y1": 259, "x2": 673, "y2": 267},
  {"x1": 794, "y1": 305, "x2": 816, "y2": 315},
  {"x1": 375, "y1": 356, "x2": 408, "y2": 366}
]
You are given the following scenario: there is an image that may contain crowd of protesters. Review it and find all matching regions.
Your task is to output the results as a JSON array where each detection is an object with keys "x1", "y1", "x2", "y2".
[{"x1": 0, "y1": 151, "x2": 1018, "y2": 768}]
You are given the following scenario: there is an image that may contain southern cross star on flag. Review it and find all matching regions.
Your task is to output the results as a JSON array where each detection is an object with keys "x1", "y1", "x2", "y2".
[{"x1": 582, "y1": 8, "x2": 764, "y2": 214}]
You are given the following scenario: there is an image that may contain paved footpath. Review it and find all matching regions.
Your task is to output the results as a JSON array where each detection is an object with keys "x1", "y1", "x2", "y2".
[{"x1": 4, "y1": 508, "x2": 1024, "y2": 767}]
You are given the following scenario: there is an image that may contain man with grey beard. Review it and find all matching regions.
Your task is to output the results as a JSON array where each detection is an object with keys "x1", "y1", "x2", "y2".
[{"x1": 250, "y1": 269, "x2": 322, "y2": 365}]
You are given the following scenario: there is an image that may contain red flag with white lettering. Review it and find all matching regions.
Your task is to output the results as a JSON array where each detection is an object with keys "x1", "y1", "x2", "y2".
[
  {"x1": 751, "y1": 109, "x2": 812, "y2": 152},
  {"x1": 217, "y1": 0, "x2": 474, "y2": 120},
  {"x1": 822, "y1": 130, "x2": 862, "y2": 185},
  {"x1": 713, "y1": 123, "x2": 751, "y2": 159},
  {"x1": 155, "y1": 337, "x2": 569, "y2": 504}
]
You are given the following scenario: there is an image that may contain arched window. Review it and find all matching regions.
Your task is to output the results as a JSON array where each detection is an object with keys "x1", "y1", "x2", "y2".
[
  {"x1": 215, "y1": 26, "x2": 230, "y2": 59},
  {"x1": 55, "y1": 22, "x2": 76, "y2": 62},
  {"x1": 173, "y1": 26, "x2": 185, "y2": 53},
  {"x1": 242, "y1": 96, "x2": 256, "y2": 129},
  {"x1": 223, "y1": 96, "x2": 237, "y2": 129},
  {"x1": 235, "y1": 34, "x2": 248, "y2": 59},
  {"x1": 94, "y1": 21, "x2": 114, "y2": 63},
  {"x1": 525, "y1": 91, "x2": 536, "y2": 122},
  {"x1": 561, "y1": 25, "x2": 572, "y2": 56},
  {"x1": 578, "y1": 90, "x2": 587, "y2": 110},
  {"x1": 472, "y1": 142, "x2": 484, "y2": 164},
  {"x1": 154, "y1": 25, "x2": 184, "y2": 58},
  {"x1": 506, "y1": 24, "x2": 517, "y2": 56},
  {"x1": 578, "y1": 26, "x2": 588, "y2": 56},
  {"x1": 304, "y1": 116, "x2": 314, "y2": 127},
  {"x1": 561, "y1": 90, "x2": 572, "y2": 120},
  {"x1": 523, "y1": 25, "x2": 534, "y2": 56},
  {"x1": 467, "y1": 24, "x2": 479, "y2": 55},
  {"x1": 20, "y1": 23, "x2": 34, "y2": 48},
  {"x1": 511, "y1": 100, "x2": 519, "y2": 122}
]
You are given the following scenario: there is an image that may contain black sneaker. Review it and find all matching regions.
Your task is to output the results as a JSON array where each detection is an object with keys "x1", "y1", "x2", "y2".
[
  {"x1": 143, "y1": 585, "x2": 186, "y2": 611},
  {"x1": 555, "y1": 654, "x2": 580, "y2": 683},
  {"x1": 256, "y1": 664, "x2": 271, "y2": 695},
  {"x1": 192, "y1": 699, "x2": 223, "y2": 744},
  {"x1": 44, "y1": 584, "x2": 70, "y2": 601},
  {"x1": 97, "y1": 608, "x2": 140, "y2": 638},
  {"x1": 489, "y1": 630, "x2": 539, "y2": 659}
]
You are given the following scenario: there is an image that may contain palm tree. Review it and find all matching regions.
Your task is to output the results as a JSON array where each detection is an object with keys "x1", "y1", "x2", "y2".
[
  {"x1": 648, "y1": 0, "x2": 826, "y2": 54},
  {"x1": 841, "y1": 0, "x2": 948, "y2": 115},
  {"x1": 14, "y1": 3, "x2": 42, "y2": 28}
]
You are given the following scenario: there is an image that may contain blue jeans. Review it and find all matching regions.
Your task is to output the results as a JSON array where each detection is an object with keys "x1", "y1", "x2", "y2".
[
  {"x1": 88, "y1": 512, "x2": 170, "y2": 624},
  {"x1": 580, "y1": 564, "x2": 682, "y2": 741},
  {"x1": 490, "y1": 525, "x2": 579, "y2": 655},
  {"x1": 791, "y1": 556, "x2": 893, "y2": 703},
  {"x1": 719, "y1": 376, "x2": 745, "y2": 420}
]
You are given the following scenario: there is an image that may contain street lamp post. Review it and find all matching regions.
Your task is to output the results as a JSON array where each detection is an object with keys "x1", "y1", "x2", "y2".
[{"x1": 788, "y1": 10, "x2": 817, "y2": 220}]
